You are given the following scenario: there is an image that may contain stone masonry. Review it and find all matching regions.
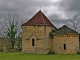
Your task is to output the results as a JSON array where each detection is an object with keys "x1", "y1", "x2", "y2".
[{"x1": 22, "y1": 10, "x2": 79, "y2": 54}]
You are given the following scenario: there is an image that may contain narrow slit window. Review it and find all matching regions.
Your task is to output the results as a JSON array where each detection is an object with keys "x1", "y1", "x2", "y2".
[
  {"x1": 79, "y1": 36, "x2": 80, "y2": 42},
  {"x1": 32, "y1": 39, "x2": 35, "y2": 46},
  {"x1": 79, "y1": 37, "x2": 80, "y2": 42},
  {"x1": 64, "y1": 44, "x2": 66, "y2": 50}
]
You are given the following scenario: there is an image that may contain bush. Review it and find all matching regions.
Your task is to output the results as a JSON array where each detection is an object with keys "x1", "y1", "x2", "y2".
[
  {"x1": 48, "y1": 51, "x2": 55, "y2": 55},
  {"x1": 77, "y1": 50, "x2": 80, "y2": 54}
]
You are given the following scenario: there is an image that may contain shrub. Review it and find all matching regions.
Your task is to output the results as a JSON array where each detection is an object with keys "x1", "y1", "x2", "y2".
[
  {"x1": 48, "y1": 51, "x2": 55, "y2": 55},
  {"x1": 77, "y1": 50, "x2": 80, "y2": 54}
]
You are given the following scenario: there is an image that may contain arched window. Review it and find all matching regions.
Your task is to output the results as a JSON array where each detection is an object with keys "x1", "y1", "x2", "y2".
[
  {"x1": 64, "y1": 44, "x2": 66, "y2": 50},
  {"x1": 32, "y1": 39, "x2": 35, "y2": 46}
]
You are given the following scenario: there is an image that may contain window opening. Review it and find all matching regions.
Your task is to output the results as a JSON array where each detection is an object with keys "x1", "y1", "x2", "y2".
[
  {"x1": 32, "y1": 39, "x2": 35, "y2": 46},
  {"x1": 64, "y1": 44, "x2": 66, "y2": 50}
]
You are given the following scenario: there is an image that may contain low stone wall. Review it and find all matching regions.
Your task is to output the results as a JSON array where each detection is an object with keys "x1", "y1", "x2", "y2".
[{"x1": 22, "y1": 48, "x2": 50, "y2": 54}]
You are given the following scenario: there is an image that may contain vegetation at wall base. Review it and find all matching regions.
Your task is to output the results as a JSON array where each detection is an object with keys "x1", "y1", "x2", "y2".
[
  {"x1": 48, "y1": 51, "x2": 55, "y2": 55},
  {"x1": 77, "y1": 50, "x2": 80, "y2": 54}
]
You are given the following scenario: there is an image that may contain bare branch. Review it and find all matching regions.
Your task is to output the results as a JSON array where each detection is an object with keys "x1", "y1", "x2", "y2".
[
  {"x1": 65, "y1": 14, "x2": 80, "y2": 32},
  {"x1": 0, "y1": 13, "x2": 23, "y2": 49}
]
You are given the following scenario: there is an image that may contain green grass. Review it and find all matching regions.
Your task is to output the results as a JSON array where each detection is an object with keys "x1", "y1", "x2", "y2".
[{"x1": 0, "y1": 52, "x2": 80, "y2": 60}]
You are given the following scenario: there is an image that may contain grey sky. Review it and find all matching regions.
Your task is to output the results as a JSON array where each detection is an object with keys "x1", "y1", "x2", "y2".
[{"x1": 0, "y1": 0, "x2": 80, "y2": 28}]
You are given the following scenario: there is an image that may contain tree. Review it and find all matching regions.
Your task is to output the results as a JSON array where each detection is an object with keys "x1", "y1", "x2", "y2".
[
  {"x1": 65, "y1": 14, "x2": 80, "y2": 32},
  {"x1": 0, "y1": 13, "x2": 23, "y2": 49},
  {"x1": 17, "y1": 33, "x2": 22, "y2": 49}
]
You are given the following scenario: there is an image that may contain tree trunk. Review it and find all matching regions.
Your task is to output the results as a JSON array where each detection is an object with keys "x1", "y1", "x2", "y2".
[{"x1": 11, "y1": 40, "x2": 15, "y2": 49}]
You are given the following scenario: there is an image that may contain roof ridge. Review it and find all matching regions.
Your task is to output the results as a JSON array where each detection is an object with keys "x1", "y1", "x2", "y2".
[
  {"x1": 22, "y1": 10, "x2": 57, "y2": 28},
  {"x1": 54, "y1": 25, "x2": 79, "y2": 34},
  {"x1": 40, "y1": 10, "x2": 45, "y2": 25}
]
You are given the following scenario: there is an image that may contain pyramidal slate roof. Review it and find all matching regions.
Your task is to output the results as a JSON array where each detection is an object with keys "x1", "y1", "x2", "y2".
[
  {"x1": 54, "y1": 25, "x2": 79, "y2": 35},
  {"x1": 22, "y1": 10, "x2": 56, "y2": 28}
]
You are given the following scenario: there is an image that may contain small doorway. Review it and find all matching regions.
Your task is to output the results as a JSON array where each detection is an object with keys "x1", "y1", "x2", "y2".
[{"x1": 32, "y1": 39, "x2": 35, "y2": 46}]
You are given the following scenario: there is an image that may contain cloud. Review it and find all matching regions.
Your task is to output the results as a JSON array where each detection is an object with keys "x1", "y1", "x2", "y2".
[
  {"x1": 60, "y1": 0, "x2": 80, "y2": 12},
  {"x1": 59, "y1": 0, "x2": 80, "y2": 18},
  {"x1": 0, "y1": 0, "x2": 56, "y2": 19},
  {"x1": 0, "y1": 0, "x2": 60, "y2": 19},
  {"x1": 0, "y1": 0, "x2": 80, "y2": 28}
]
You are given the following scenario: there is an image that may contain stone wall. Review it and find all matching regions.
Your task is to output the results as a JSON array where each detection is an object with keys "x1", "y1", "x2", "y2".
[
  {"x1": 22, "y1": 25, "x2": 54, "y2": 54},
  {"x1": 52, "y1": 34, "x2": 79, "y2": 54},
  {"x1": 0, "y1": 38, "x2": 8, "y2": 51}
]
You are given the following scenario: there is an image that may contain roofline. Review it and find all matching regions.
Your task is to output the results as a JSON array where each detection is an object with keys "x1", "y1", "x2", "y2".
[
  {"x1": 22, "y1": 10, "x2": 57, "y2": 29},
  {"x1": 53, "y1": 25, "x2": 79, "y2": 34},
  {"x1": 22, "y1": 24, "x2": 56, "y2": 27}
]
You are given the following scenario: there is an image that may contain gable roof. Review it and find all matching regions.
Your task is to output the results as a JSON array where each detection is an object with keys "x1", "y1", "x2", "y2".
[
  {"x1": 54, "y1": 25, "x2": 79, "y2": 35},
  {"x1": 22, "y1": 10, "x2": 56, "y2": 28}
]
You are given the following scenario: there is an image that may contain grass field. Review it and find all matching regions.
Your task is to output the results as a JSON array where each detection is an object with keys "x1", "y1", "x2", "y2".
[{"x1": 0, "y1": 52, "x2": 80, "y2": 60}]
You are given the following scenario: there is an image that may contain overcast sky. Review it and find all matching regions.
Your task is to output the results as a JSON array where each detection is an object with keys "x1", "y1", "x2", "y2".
[{"x1": 0, "y1": 0, "x2": 80, "y2": 28}]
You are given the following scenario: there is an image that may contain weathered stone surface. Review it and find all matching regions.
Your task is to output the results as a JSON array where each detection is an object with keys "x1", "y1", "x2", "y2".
[
  {"x1": 22, "y1": 10, "x2": 79, "y2": 54},
  {"x1": 53, "y1": 34, "x2": 79, "y2": 54},
  {"x1": 22, "y1": 25, "x2": 54, "y2": 54}
]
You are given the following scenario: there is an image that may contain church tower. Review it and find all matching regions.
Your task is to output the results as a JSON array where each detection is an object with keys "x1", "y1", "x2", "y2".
[{"x1": 22, "y1": 10, "x2": 56, "y2": 54}]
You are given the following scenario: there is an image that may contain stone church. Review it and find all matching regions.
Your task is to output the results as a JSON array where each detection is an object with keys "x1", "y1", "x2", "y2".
[{"x1": 22, "y1": 10, "x2": 79, "y2": 54}]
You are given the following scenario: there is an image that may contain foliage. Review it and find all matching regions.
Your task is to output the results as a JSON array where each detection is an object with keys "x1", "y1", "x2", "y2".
[
  {"x1": 77, "y1": 50, "x2": 80, "y2": 54},
  {"x1": 7, "y1": 20, "x2": 17, "y2": 49},
  {"x1": 0, "y1": 13, "x2": 23, "y2": 49},
  {"x1": 47, "y1": 48, "x2": 55, "y2": 55},
  {"x1": 49, "y1": 32, "x2": 54, "y2": 39},
  {"x1": 52, "y1": 29, "x2": 56, "y2": 33},
  {"x1": 17, "y1": 37, "x2": 22, "y2": 49},
  {"x1": 48, "y1": 51, "x2": 55, "y2": 55}
]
